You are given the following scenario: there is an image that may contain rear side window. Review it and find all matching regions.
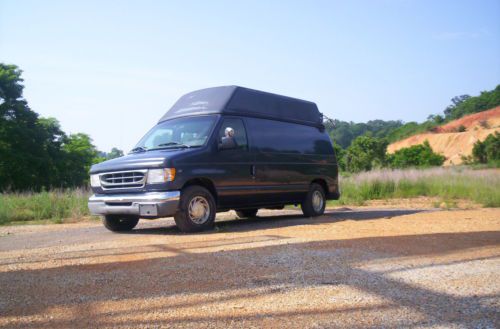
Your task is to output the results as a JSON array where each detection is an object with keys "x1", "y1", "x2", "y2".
[
  {"x1": 246, "y1": 118, "x2": 333, "y2": 155},
  {"x1": 218, "y1": 118, "x2": 248, "y2": 150}
]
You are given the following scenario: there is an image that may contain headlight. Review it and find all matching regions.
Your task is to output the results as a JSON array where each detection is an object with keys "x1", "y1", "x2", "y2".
[
  {"x1": 147, "y1": 168, "x2": 176, "y2": 184},
  {"x1": 90, "y1": 174, "x2": 101, "y2": 187}
]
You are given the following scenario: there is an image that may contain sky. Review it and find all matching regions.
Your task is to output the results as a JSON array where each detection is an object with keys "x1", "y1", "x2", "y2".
[{"x1": 1, "y1": 0, "x2": 499, "y2": 152}]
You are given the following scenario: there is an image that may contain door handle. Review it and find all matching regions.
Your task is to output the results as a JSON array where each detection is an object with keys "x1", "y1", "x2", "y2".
[{"x1": 251, "y1": 165, "x2": 256, "y2": 177}]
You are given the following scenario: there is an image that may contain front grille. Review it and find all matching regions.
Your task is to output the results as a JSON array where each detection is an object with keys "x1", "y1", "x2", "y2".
[{"x1": 100, "y1": 170, "x2": 147, "y2": 190}]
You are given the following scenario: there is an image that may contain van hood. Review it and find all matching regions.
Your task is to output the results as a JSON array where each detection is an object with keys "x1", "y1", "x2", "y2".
[{"x1": 90, "y1": 148, "x2": 189, "y2": 174}]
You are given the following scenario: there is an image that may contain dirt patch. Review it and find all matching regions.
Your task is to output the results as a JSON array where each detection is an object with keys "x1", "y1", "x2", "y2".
[
  {"x1": 0, "y1": 208, "x2": 499, "y2": 328},
  {"x1": 361, "y1": 197, "x2": 482, "y2": 209}
]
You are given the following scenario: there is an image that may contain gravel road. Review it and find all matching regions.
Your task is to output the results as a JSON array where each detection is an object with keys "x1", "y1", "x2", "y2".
[{"x1": 0, "y1": 207, "x2": 499, "y2": 328}]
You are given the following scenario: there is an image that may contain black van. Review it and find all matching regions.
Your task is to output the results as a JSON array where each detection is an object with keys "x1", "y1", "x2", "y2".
[{"x1": 88, "y1": 86, "x2": 339, "y2": 232}]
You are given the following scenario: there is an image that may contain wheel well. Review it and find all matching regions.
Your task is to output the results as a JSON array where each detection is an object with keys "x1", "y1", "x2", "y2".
[
  {"x1": 182, "y1": 178, "x2": 217, "y2": 201},
  {"x1": 311, "y1": 178, "x2": 328, "y2": 196}
]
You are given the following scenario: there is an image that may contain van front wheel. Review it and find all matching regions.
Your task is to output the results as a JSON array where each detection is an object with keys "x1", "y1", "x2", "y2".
[
  {"x1": 174, "y1": 185, "x2": 216, "y2": 233},
  {"x1": 301, "y1": 183, "x2": 326, "y2": 217},
  {"x1": 103, "y1": 215, "x2": 139, "y2": 232}
]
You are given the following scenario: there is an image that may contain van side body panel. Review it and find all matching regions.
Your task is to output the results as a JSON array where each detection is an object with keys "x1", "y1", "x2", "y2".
[
  {"x1": 244, "y1": 117, "x2": 339, "y2": 202},
  {"x1": 164, "y1": 115, "x2": 339, "y2": 208}
]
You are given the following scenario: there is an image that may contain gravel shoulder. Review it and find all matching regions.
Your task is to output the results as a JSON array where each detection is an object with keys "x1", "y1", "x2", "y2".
[{"x1": 0, "y1": 207, "x2": 499, "y2": 328}]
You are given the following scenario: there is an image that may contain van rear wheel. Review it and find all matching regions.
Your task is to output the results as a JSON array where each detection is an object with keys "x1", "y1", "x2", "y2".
[
  {"x1": 102, "y1": 215, "x2": 139, "y2": 232},
  {"x1": 301, "y1": 183, "x2": 326, "y2": 217},
  {"x1": 235, "y1": 209, "x2": 258, "y2": 219},
  {"x1": 174, "y1": 185, "x2": 216, "y2": 233}
]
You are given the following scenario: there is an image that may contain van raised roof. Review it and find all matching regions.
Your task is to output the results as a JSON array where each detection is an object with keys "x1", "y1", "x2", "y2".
[{"x1": 159, "y1": 86, "x2": 324, "y2": 127}]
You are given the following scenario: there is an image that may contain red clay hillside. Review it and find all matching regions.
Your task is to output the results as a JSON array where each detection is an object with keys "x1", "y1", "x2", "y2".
[{"x1": 387, "y1": 106, "x2": 500, "y2": 165}]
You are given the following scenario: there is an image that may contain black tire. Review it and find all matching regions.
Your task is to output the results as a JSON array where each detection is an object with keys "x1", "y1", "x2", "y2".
[
  {"x1": 235, "y1": 208, "x2": 258, "y2": 219},
  {"x1": 102, "y1": 215, "x2": 139, "y2": 232},
  {"x1": 301, "y1": 183, "x2": 326, "y2": 217},
  {"x1": 174, "y1": 185, "x2": 216, "y2": 233}
]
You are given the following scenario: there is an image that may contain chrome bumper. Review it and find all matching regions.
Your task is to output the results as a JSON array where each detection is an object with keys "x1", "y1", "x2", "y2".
[{"x1": 88, "y1": 191, "x2": 180, "y2": 218}]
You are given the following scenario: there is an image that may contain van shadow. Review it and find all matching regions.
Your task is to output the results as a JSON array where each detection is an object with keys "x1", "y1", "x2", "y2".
[{"x1": 129, "y1": 208, "x2": 429, "y2": 235}]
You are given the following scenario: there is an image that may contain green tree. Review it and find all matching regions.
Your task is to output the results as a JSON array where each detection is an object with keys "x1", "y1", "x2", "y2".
[
  {"x1": 484, "y1": 132, "x2": 500, "y2": 162},
  {"x1": 472, "y1": 140, "x2": 487, "y2": 163},
  {"x1": 60, "y1": 133, "x2": 100, "y2": 187},
  {"x1": 427, "y1": 114, "x2": 444, "y2": 125},
  {"x1": 325, "y1": 119, "x2": 402, "y2": 148},
  {"x1": 0, "y1": 64, "x2": 48, "y2": 191},
  {"x1": 0, "y1": 63, "x2": 104, "y2": 190},
  {"x1": 107, "y1": 147, "x2": 124, "y2": 159},
  {"x1": 472, "y1": 132, "x2": 500, "y2": 164},
  {"x1": 344, "y1": 136, "x2": 387, "y2": 172},
  {"x1": 443, "y1": 86, "x2": 500, "y2": 120},
  {"x1": 444, "y1": 95, "x2": 471, "y2": 118},
  {"x1": 332, "y1": 142, "x2": 346, "y2": 171},
  {"x1": 388, "y1": 141, "x2": 445, "y2": 168},
  {"x1": 37, "y1": 117, "x2": 73, "y2": 187}
]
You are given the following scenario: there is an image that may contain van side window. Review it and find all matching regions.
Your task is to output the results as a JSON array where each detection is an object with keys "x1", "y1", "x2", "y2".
[
  {"x1": 218, "y1": 118, "x2": 248, "y2": 150},
  {"x1": 246, "y1": 118, "x2": 333, "y2": 155}
]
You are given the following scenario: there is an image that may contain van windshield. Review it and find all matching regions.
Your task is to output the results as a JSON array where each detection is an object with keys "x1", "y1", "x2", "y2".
[{"x1": 132, "y1": 115, "x2": 217, "y2": 152}]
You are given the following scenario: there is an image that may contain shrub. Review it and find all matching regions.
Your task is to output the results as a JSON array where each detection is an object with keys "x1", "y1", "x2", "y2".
[
  {"x1": 344, "y1": 136, "x2": 388, "y2": 172},
  {"x1": 387, "y1": 141, "x2": 446, "y2": 168},
  {"x1": 484, "y1": 132, "x2": 500, "y2": 161},
  {"x1": 472, "y1": 132, "x2": 500, "y2": 164},
  {"x1": 479, "y1": 120, "x2": 490, "y2": 129}
]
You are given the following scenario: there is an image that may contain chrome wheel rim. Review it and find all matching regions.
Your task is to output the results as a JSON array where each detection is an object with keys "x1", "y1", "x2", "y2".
[
  {"x1": 312, "y1": 190, "x2": 324, "y2": 212},
  {"x1": 188, "y1": 196, "x2": 210, "y2": 224}
]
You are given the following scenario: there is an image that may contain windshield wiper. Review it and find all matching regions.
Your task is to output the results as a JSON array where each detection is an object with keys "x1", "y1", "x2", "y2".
[
  {"x1": 130, "y1": 146, "x2": 148, "y2": 153},
  {"x1": 154, "y1": 142, "x2": 190, "y2": 149}
]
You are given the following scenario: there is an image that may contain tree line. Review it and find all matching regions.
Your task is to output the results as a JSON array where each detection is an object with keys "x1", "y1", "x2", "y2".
[
  {"x1": 0, "y1": 64, "x2": 123, "y2": 191},
  {"x1": 325, "y1": 84, "x2": 500, "y2": 148}
]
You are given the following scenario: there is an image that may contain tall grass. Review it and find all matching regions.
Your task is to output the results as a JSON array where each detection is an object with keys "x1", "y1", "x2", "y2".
[
  {"x1": 0, "y1": 188, "x2": 91, "y2": 225},
  {"x1": 333, "y1": 167, "x2": 500, "y2": 207}
]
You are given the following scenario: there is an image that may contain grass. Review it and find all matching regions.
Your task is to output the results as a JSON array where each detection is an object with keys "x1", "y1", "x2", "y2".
[
  {"x1": 0, "y1": 188, "x2": 93, "y2": 225},
  {"x1": 329, "y1": 167, "x2": 500, "y2": 207}
]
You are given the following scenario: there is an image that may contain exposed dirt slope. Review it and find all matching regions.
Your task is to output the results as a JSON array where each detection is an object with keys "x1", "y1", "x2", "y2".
[
  {"x1": 388, "y1": 106, "x2": 500, "y2": 165},
  {"x1": 436, "y1": 106, "x2": 500, "y2": 132}
]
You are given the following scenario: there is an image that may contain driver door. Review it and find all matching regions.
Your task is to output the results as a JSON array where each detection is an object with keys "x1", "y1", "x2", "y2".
[{"x1": 212, "y1": 117, "x2": 257, "y2": 207}]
